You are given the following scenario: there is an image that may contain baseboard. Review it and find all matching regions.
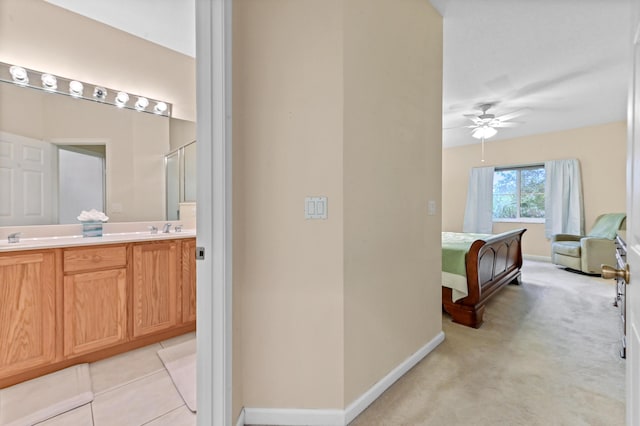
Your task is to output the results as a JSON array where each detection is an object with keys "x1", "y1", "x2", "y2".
[
  {"x1": 243, "y1": 408, "x2": 344, "y2": 425},
  {"x1": 524, "y1": 254, "x2": 551, "y2": 262},
  {"x1": 235, "y1": 408, "x2": 245, "y2": 426},
  {"x1": 242, "y1": 331, "x2": 446, "y2": 426},
  {"x1": 344, "y1": 330, "x2": 445, "y2": 424}
]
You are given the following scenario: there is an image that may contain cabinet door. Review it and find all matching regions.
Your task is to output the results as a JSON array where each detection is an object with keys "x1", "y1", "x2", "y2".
[
  {"x1": 132, "y1": 241, "x2": 178, "y2": 337},
  {"x1": 182, "y1": 239, "x2": 197, "y2": 323},
  {"x1": 0, "y1": 252, "x2": 56, "y2": 376},
  {"x1": 63, "y1": 269, "x2": 127, "y2": 357}
]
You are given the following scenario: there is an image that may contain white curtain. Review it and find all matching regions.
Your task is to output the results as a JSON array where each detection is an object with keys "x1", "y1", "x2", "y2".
[
  {"x1": 463, "y1": 166, "x2": 495, "y2": 233},
  {"x1": 544, "y1": 159, "x2": 584, "y2": 238}
]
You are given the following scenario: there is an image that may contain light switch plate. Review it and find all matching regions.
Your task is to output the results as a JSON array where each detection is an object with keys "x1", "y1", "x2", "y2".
[
  {"x1": 305, "y1": 196, "x2": 328, "y2": 219},
  {"x1": 428, "y1": 200, "x2": 437, "y2": 216}
]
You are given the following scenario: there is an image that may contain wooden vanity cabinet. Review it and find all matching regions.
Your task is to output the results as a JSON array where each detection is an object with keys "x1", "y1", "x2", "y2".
[
  {"x1": 182, "y1": 238, "x2": 197, "y2": 323},
  {"x1": 0, "y1": 237, "x2": 195, "y2": 388},
  {"x1": 62, "y1": 245, "x2": 128, "y2": 358},
  {"x1": 132, "y1": 240, "x2": 179, "y2": 337},
  {"x1": 0, "y1": 251, "x2": 56, "y2": 378}
]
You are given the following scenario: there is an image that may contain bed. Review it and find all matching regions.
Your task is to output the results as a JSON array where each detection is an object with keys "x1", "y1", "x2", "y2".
[{"x1": 441, "y1": 228, "x2": 526, "y2": 328}]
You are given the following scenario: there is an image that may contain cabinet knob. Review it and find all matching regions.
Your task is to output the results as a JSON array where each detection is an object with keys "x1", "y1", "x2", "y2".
[{"x1": 601, "y1": 264, "x2": 630, "y2": 284}]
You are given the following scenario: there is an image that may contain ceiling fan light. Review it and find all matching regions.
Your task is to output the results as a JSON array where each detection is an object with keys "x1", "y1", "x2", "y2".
[
  {"x1": 484, "y1": 127, "x2": 498, "y2": 138},
  {"x1": 472, "y1": 126, "x2": 498, "y2": 139}
]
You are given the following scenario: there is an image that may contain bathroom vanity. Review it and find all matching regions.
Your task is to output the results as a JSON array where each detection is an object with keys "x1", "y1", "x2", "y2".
[{"x1": 0, "y1": 230, "x2": 196, "y2": 388}]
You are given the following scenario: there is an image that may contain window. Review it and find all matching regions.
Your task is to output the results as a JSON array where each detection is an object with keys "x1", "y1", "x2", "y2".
[{"x1": 493, "y1": 165, "x2": 545, "y2": 221}]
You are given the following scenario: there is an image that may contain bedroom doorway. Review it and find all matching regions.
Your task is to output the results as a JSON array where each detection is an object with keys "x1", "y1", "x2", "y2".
[{"x1": 57, "y1": 145, "x2": 106, "y2": 224}]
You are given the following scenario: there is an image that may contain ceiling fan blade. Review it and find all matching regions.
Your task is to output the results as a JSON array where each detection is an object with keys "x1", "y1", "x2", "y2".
[
  {"x1": 449, "y1": 101, "x2": 482, "y2": 112},
  {"x1": 495, "y1": 108, "x2": 530, "y2": 122},
  {"x1": 504, "y1": 68, "x2": 597, "y2": 102},
  {"x1": 493, "y1": 121, "x2": 520, "y2": 128},
  {"x1": 463, "y1": 116, "x2": 483, "y2": 125},
  {"x1": 443, "y1": 124, "x2": 472, "y2": 130}
]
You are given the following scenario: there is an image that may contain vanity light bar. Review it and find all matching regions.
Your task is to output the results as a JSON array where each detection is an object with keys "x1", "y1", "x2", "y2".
[{"x1": 0, "y1": 61, "x2": 172, "y2": 117}]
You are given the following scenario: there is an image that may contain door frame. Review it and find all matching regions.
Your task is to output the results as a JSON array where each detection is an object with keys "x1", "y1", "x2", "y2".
[
  {"x1": 195, "y1": 0, "x2": 233, "y2": 425},
  {"x1": 628, "y1": 1, "x2": 640, "y2": 422}
]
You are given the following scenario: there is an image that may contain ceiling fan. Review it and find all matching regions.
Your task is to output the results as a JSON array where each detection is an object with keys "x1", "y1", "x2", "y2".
[
  {"x1": 461, "y1": 103, "x2": 528, "y2": 162},
  {"x1": 463, "y1": 103, "x2": 525, "y2": 139}
]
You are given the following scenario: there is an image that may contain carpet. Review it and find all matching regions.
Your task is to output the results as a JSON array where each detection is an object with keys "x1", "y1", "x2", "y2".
[
  {"x1": 350, "y1": 260, "x2": 626, "y2": 425},
  {"x1": 158, "y1": 339, "x2": 196, "y2": 412},
  {"x1": 0, "y1": 363, "x2": 93, "y2": 426}
]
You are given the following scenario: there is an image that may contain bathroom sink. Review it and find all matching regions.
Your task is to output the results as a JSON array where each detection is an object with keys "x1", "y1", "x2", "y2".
[{"x1": 0, "y1": 229, "x2": 196, "y2": 251}]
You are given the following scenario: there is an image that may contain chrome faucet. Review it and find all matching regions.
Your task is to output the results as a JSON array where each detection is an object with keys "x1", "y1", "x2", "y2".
[
  {"x1": 8, "y1": 232, "x2": 21, "y2": 244},
  {"x1": 162, "y1": 223, "x2": 172, "y2": 233},
  {"x1": 149, "y1": 225, "x2": 158, "y2": 234}
]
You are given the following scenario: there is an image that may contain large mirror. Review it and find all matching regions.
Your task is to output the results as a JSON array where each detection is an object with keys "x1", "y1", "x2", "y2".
[
  {"x1": 0, "y1": 80, "x2": 195, "y2": 226},
  {"x1": 0, "y1": 0, "x2": 196, "y2": 229}
]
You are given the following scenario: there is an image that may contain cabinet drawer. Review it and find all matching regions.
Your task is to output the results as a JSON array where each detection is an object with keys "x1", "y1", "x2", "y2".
[{"x1": 64, "y1": 246, "x2": 127, "y2": 273}]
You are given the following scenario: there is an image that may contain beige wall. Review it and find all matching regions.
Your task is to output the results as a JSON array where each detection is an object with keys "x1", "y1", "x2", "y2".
[
  {"x1": 442, "y1": 121, "x2": 627, "y2": 257},
  {"x1": 343, "y1": 0, "x2": 443, "y2": 404},
  {"x1": 233, "y1": 0, "x2": 346, "y2": 410},
  {"x1": 0, "y1": 0, "x2": 196, "y2": 121},
  {"x1": 233, "y1": 0, "x2": 443, "y2": 416},
  {"x1": 169, "y1": 119, "x2": 197, "y2": 151}
]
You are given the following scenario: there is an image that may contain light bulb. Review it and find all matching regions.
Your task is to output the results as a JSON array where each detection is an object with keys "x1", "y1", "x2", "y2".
[
  {"x1": 69, "y1": 80, "x2": 84, "y2": 97},
  {"x1": 9, "y1": 66, "x2": 28, "y2": 85},
  {"x1": 153, "y1": 101, "x2": 168, "y2": 114},
  {"x1": 135, "y1": 96, "x2": 149, "y2": 111},
  {"x1": 41, "y1": 74, "x2": 57, "y2": 91},
  {"x1": 115, "y1": 91, "x2": 129, "y2": 107}
]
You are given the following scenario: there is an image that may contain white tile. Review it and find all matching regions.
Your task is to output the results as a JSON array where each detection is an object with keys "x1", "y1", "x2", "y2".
[
  {"x1": 92, "y1": 371, "x2": 183, "y2": 426},
  {"x1": 144, "y1": 405, "x2": 196, "y2": 426},
  {"x1": 0, "y1": 364, "x2": 93, "y2": 426},
  {"x1": 35, "y1": 403, "x2": 93, "y2": 426},
  {"x1": 159, "y1": 332, "x2": 196, "y2": 349},
  {"x1": 90, "y1": 343, "x2": 164, "y2": 394},
  {"x1": 157, "y1": 340, "x2": 196, "y2": 411}
]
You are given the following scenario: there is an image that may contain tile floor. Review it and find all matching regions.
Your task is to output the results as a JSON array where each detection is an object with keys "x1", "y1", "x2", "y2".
[{"x1": 29, "y1": 332, "x2": 196, "y2": 426}]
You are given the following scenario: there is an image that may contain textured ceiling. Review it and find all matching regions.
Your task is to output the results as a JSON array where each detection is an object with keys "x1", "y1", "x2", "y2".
[{"x1": 431, "y1": 0, "x2": 632, "y2": 147}]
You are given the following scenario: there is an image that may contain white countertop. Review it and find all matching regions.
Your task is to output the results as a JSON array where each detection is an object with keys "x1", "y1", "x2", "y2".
[{"x1": 0, "y1": 223, "x2": 196, "y2": 252}]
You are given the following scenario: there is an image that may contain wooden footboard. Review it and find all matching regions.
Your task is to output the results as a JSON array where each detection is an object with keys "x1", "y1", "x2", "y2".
[{"x1": 442, "y1": 228, "x2": 526, "y2": 328}]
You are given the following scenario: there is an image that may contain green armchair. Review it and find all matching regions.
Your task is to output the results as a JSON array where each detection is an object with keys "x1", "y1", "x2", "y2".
[{"x1": 551, "y1": 213, "x2": 626, "y2": 274}]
